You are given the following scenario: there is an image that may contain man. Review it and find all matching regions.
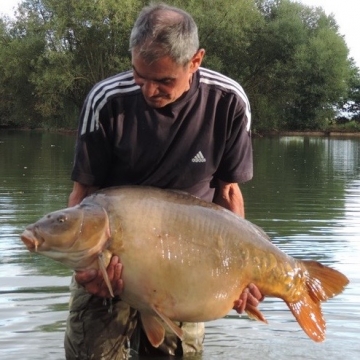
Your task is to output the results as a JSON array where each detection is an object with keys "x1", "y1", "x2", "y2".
[{"x1": 65, "y1": 3, "x2": 263, "y2": 359}]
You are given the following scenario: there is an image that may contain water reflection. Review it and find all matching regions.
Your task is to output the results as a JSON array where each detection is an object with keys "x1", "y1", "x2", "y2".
[{"x1": 0, "y1": 131, "x2": 359, "y2": 359}]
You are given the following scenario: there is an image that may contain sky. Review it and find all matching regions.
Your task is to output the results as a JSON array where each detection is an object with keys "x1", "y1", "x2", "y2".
[{"x1": 0, "y1": 0, "x2": 359, "y2": 67}]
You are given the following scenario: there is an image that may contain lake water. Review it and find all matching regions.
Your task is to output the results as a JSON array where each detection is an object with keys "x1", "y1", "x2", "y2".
[{"x1": 0, "y1": 130, "x2": 359, "y2": 359}]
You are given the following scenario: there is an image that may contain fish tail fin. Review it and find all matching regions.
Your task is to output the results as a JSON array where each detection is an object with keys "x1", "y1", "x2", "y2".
[
  {"x1": 286, "y1": 293, "x2": 326, "y2": 342},
  {"x1": 303, "y1": 260, "x2": 349, "y2": 301},
  {"x1": 286, "y1": 260, "x2": 349, "y2": 342}
]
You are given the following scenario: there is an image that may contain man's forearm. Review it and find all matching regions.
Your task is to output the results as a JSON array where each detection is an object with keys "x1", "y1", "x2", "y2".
[
  {"x1": 213, "y1": 181, "x2": 245, "y2": 218},
  {"x1": 68, "y1": 182, "x2": 99, "y2": 206}
]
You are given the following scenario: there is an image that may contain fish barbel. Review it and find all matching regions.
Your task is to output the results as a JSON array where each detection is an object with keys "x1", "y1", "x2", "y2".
[{"x1": 20, "y1": 186, "x2": 349, "y2": 347}]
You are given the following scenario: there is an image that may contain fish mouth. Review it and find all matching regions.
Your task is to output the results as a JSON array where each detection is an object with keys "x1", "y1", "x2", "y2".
[{"x1": 20, "y1": 229, "x2": 44, "y2": 252}]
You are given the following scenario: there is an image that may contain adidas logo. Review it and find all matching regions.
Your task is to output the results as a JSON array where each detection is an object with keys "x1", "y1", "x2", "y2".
[{"x1": 192, "y1": 151, "x2": 206, "y2": 163}]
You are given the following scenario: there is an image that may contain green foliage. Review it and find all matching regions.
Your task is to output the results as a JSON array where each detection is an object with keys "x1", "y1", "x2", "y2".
[
  {"x1": 0, "y1": 0, "x2": 358, "y2": 132},
  {"x1": 246, "y1": 0, "x2": 352, "y2": 132},
  {"x1": 337, "y1": 59, "x2": 360, "y2": 121},
  {"x1": 0, "y1": 0, "x2": 141, "y2": 129},
  {"x1": 333, "y1": 120, "x2": 360, "y2": 131},
  {"x1": 0, "y1": 13, "x2": 46, "y2": 128}
]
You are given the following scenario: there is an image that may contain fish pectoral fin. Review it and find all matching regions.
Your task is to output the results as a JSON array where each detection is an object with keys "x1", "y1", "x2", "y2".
[
  {"x1": 150, "y1": 305, "x2": 184, "y2": 341},
  {"x1": 97, "y1": 253, "x2": 114, "y2": 298},
  {"x1": 140, "y1": 313, "x2": 166, "y2": 348},
  {"x1": 245, "y1": 303, "x2": 268, "y2": 323}
]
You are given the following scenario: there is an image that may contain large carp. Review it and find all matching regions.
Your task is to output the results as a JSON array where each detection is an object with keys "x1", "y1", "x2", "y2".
[{"x1": 21, "y1": 186, "x2": 348, "y2": 347}]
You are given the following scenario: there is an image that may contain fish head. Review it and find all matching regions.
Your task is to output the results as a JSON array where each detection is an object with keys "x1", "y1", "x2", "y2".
[{"x1": 20, "y1": 203, "x2": 112, "y2": 270}]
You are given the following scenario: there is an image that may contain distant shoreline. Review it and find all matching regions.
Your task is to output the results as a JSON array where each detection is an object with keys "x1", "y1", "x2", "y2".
[
  {"x1": 1, "y1": 127, "x2": 360, "y2": 138},
  {"x1": 265, "y1": 131, "x2": 360, "y2": 138}
]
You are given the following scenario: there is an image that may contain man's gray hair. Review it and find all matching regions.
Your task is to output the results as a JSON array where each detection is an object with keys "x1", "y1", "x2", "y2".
[{"x1": 129, "y1": 3, "x2": 199, "y2": 65}]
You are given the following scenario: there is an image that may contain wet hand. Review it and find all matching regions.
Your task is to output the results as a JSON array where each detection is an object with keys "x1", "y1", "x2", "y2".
[
  {"x1": 233, "y1": 283, "x2": 264, "y2": 314},
  {"x1": 75, "y1": 255, "x2": 123, "y2": 298}
]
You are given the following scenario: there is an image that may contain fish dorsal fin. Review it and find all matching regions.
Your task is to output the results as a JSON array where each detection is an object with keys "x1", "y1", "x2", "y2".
[
  {"x1": 150, "y1": 305, "x2": 184, "y2": 341},
  {"x1": 98, "y1": 252, "x2": 114, "y2": 298},
  {"x1": 140, "y1": 313, "x2": 166, "y2": 348},
  {"x1": 245, "y1": 303, "x2": 268, "y2": 323}
]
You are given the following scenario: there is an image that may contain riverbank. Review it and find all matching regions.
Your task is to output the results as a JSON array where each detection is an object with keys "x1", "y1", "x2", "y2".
[
  {"x1": 2, "y1": 127, "x2": 360, "y2": 138},
  {"x1": 265, "y1": 130, "x2": 360, "y2": 138}
]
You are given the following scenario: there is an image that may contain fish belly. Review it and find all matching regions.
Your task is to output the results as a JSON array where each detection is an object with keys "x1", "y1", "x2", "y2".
[{"x1": 89, "y1": 187, "x2": 293, "y2": 322}]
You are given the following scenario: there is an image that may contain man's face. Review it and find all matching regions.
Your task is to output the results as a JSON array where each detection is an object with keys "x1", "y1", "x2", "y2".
[{"x1": 131, "y1": 49, "x2": 204, "y2": 108}]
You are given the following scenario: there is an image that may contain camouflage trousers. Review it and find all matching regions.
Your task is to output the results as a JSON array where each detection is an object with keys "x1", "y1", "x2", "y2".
[{"x1": 64, "y1": 276, "x2": 205, "y2": 359}]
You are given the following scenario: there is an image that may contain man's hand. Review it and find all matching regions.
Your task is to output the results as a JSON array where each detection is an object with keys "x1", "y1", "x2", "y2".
[
  {"x1": 233, "y1": 283, "x2": 264, "y2": 314},
  {"x1": 75, "y1": 256, "x2": 124, "y2": 298}
]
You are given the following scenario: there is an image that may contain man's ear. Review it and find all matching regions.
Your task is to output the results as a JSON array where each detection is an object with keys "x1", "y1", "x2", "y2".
[{"x1": 189, "y1": 49, "x2": 205, "y2": 73}]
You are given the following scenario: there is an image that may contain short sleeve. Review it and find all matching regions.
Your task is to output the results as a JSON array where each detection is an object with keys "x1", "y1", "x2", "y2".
[
  {"x1": 214, "y1": 98, "x2": 253, "y2": 184},
  {"x1": 71, "y1": 102, "x2": 113, "y2": 186}
]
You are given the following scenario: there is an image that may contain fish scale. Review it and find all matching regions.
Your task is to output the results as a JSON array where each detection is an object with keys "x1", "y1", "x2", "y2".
[{"x1": 21, "y1": 185, "x2": 349, "y2": 347}]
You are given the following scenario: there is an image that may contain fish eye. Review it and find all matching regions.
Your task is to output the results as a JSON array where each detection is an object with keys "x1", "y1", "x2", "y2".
[{"x1": 57, "y1": 215, "x2": 67, "y2": 223}]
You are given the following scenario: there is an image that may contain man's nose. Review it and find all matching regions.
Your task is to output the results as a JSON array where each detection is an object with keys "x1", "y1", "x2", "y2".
[{"x1": 141, "y1": 81, "x2": 159, "y2": 97}]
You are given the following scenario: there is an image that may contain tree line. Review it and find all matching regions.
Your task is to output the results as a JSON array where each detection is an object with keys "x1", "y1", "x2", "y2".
[{"x1": 0, "y1": 0, "x2": 359, "y2": 133}]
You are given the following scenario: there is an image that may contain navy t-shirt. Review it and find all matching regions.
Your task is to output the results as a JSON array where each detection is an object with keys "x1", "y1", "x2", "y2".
[{"x1": 71, "y1": 68, "x2": 253, "y2": 202}]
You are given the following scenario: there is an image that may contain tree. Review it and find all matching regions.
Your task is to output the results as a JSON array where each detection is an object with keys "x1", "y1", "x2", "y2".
[
  {"x1": 337, "y1": 60, "x2": 360, "y2": 122},
  {"x1": 288, "y1": 17, "x2": 351, "y2": 129},
  {"x1": 246, "y1": 0, "x2": 352, "y2": 131},
  {"x1": 0, "y1": 0, "x2": 358, "y2": 131},
  {"x1": 0, "y1": 10, "x2": 46, "y2": 128},
  {"x1": 0, "y1": 0, "x2": 143, "y2": 128},
  {"x1": 27, "y1": 0, "x2": 142, "y2": 127}
]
